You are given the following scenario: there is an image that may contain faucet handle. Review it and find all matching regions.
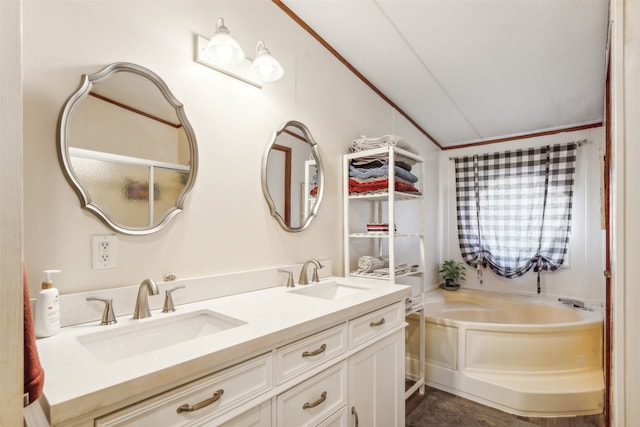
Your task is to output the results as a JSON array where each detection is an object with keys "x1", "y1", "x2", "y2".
[
  {"x1": 279, "y1": 270, "x2": 295, "y2": 287},
  {"x1": 312, "y1": 262, "x2": 324, "y2": 283},
  {"x1": 311, "y1": 267, "x2": 320, "y2": 283},
  {"x1": 86, "y1": 297, "x2": 117, "y2": 325},
  {"x1": 162, "y1": 285, "x2": 185, "y2": 313}
]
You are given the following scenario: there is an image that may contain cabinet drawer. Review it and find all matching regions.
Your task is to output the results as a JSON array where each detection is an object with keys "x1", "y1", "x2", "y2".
[
  {"x1": 96, "y1": 353, "x2": 272, "y2": 427},
  {"x1": 276, "y1": 323, "x2": 347, "y2": 384},
  {"x1": 316, "y1": 406, "x2": 349, "y2": 427},
  {"x1": 277, "y1": 362, "x2": 347, "y2": 427},
  {"x1": 220, "y1": 400, "x2": 272, "y2": 427},
  {"x1": 349, "y1": 302, "x2": 404, "y2": 348}
]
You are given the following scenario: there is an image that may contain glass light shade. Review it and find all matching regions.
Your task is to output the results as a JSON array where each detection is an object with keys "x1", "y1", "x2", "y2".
[
  {"x1": 250, "y1": 41, "x2": 284, "y2": 82},
  {"x1": 205, "y1": 18, "x2": 245, "y2": 64}
]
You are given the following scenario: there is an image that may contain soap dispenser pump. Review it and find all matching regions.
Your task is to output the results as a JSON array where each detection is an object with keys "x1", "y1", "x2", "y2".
[{"x1": 34, "y1": 269, "x2": 61, "y2": 338}]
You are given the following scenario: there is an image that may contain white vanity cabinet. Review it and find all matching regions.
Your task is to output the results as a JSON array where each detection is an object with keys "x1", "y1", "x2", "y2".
[{"x1": 42, "y1": 290, "x2": 408, "y2": 427}]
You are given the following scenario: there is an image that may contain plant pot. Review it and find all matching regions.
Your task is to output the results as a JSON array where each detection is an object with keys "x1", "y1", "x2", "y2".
[{"x1": 441, "y1": 280, "x2": 460, "y2": 291}]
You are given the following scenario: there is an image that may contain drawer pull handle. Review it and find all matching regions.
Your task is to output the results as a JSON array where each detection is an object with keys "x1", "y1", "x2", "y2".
[
  {"x1": 352, "y1": 406, "x2": 359, "y2": 426},
  {"x1": 369, "y1": 317, "x2": 386, "y2": 327},
  {"x1": 176, "y1": 389, "x2": 224, "y2": 414},
  {"x1": 302, "y1": 391, "x2": 327, "y2": 410},
  {"x1": 302, "y1": 343, "x2": 327, "y2": 358}
]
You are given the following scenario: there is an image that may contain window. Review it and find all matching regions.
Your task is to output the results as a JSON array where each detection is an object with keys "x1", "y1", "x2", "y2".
[{"x1": 454, "y1": 142, "x2": 579, "y2": 293}]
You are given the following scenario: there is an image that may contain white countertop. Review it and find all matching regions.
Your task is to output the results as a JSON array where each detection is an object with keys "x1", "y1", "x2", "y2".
[{"x1": 37, "y1": 277, "x2": 410, "y2": 425}]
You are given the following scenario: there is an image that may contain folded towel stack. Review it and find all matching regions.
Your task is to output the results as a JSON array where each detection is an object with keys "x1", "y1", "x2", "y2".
[
  {"x1": 349, "y1": 164, "x2": 419, "y2": 183},
  {"x1": 348, "y1": 135, "x2": 421, "y2": 196}
]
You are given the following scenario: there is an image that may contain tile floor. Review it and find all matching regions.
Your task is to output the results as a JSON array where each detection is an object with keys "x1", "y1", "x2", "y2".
[{"x1": 405, "y1": 386, "x2": 605, "y2": 427}]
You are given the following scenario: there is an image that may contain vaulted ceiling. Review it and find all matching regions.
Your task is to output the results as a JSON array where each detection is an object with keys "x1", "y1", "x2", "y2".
[{"x1": 278, "y1": 0, "x2": 610, "y2": 148}]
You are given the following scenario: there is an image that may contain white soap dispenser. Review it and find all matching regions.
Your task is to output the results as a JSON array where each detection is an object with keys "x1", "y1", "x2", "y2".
[{"x1": 34, "y1": 269, "x2": 61, "y2": 338}]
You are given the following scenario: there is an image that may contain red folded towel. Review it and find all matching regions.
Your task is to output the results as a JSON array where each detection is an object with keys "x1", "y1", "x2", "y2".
[
  {"x1": 348, "y1": 178, "x2": 420, "y2": 194},
  {"x1": 24, "y1": 264, "x2": 45, "y2": 405}
]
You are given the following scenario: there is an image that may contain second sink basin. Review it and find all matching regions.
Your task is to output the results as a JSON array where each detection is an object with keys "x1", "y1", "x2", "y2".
[
  {"x1": 77, "y1": 309, "x2": 246, "y2": 363},
  {"x1": 289, "y1": 281, "x2": 372, "y2": 300}
]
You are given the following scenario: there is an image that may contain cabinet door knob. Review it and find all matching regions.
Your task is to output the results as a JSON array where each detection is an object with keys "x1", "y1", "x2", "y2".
[
  {"x1": 302, "y1": 391, "x2": 327, "y2": 410},
  {"x1": 302, "y1": 343, "x2": 327, "y2": 358},
  {"x1": 176, "y1": 389, "x2": 223, "y2": 413},
  {"x1": 369, "y1": 317, "x2": 386, "y2": 327}
]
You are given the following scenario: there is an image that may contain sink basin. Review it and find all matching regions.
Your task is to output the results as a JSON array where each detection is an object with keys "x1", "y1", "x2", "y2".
[
  {"x1": 289, "y1": 282, "x2": 371, "y2": 300},
  {"x1": 77, "y1": 310, "x2": 246, "y2": 362}
]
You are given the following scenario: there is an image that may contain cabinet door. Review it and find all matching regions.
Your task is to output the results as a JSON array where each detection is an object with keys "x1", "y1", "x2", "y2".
[{"x1": 348, "y1": 331, "x2": 404, "y2": 427}]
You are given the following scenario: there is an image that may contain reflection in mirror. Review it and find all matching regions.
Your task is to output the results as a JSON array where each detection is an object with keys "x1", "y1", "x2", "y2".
[
  {"x1": 262, "y1": 121, "x2": 324, "y2": 232},
  {"x1": 58, "y1": 63, "x2": 198, "y2": 235}
]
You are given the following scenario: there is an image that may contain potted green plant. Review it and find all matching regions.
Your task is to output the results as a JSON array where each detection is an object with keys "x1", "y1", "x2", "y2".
[{"x1": 439, "y1": 260, "x2": 466, "y2": 290}]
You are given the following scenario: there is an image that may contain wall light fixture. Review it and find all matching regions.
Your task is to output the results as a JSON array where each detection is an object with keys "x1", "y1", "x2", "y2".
[
  {"x1": 195, "y1": 17, "x2": 284, "y2": 89},
  {"x1": 205, "y1": 18, "x2": 245, "y2": 65},
  {"x1": 251, "y1": 41, "x2": 284, "y2": 83}
]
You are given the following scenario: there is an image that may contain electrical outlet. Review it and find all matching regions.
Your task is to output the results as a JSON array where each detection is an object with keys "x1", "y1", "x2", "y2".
[{"x1": 92, "y1": 235, "x2": 117, "y2": 269}]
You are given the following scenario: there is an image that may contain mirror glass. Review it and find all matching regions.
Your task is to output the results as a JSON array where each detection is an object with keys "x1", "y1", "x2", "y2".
[
  {"x1": 58, "y1": 62, "x2": 198, "y2": 235},
  {"x1": 262, "y1": 121, "x2": 324, "y2": 232}
]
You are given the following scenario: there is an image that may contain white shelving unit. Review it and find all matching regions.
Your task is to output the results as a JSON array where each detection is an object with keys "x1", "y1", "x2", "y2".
[
  {"x1": 342, "y1": 145, "x2": 426, "y2": 399},
  {"x1": 303, "y1": 159, "x2": 317, "y2": 220}
]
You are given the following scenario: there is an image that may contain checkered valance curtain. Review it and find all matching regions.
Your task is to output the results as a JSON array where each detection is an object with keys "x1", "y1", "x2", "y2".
[{"x1": 454, "y1": 142, "x2": 579, "y2": 293}]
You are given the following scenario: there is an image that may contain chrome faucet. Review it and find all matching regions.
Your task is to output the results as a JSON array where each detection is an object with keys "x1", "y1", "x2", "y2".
[
  {"x1": 558, "y1": 297, "x2": 585, "y2": 309},
  {"x1": 133, "y1": 278, "x2": 159, "y2": 319},
  {"x1": 298, "y1": 259, "x2": 324, "y2": 285}
]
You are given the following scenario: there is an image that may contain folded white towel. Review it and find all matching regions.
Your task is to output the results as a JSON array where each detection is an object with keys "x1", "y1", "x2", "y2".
[
  {"x1": 357, "y1": 256, "x2": 384, "y2": 273},
  {"x1": 349, "y1": 135, "x2": 419, "y2": 166},
  {"x1": 349, "y1": 135, "x2": 418, "y2": 154}
]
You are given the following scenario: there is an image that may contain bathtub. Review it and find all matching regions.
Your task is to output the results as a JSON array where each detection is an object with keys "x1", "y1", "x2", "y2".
[{"x1": 405, "y1": 288, "x2": 604, "y2": 417}]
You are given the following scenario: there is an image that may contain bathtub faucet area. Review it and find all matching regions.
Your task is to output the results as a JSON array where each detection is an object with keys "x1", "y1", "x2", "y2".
[{"x1": 558, "y1": 297, "x2": 585, "y2": 309}]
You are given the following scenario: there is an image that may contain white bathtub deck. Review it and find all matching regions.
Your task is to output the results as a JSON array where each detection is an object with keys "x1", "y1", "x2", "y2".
[{"x1": 427, "y1": 365, "x2": 604, "y2": 417}]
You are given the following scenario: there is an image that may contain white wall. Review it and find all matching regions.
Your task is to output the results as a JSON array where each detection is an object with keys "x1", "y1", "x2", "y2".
[
  {"x1": 21, "y1": 1, "x2": 440, "y2": 295},
  {"x1": 440, "y1": 127, "x2": 606, "y2": 304}
]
